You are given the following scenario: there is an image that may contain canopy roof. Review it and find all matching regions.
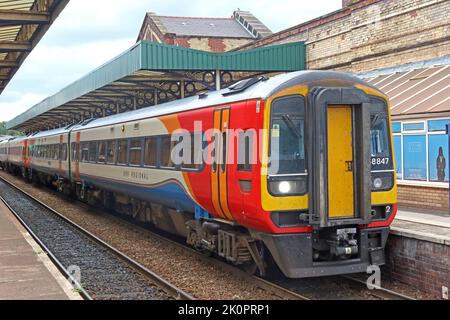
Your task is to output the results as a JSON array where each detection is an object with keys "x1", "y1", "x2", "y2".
[
  {"x1": 0, "y1": 0, "x2": 69, "y2": 94},
  {"x1": 366, "y1": 65, "x2": 449, "y2": 118},
  {"x1": 7, "y1": 41, "x2": 306, "y2": 132}
]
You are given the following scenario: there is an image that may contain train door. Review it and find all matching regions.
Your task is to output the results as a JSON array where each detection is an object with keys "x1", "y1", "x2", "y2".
[
  {"x1": 58, "y1": 135, "x2": 63, "y2": 176},
  {"x1": 327, "y1": 105, "x2": 355, "y2": 219},
  {"x1": 211, "y1": 108, "x2": 234, "y2": 221}
]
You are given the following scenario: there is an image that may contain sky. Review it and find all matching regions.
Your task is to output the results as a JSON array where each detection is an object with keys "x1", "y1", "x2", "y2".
[{"x1": 0, "y1": 0, "x2": 342, "y2": 123}]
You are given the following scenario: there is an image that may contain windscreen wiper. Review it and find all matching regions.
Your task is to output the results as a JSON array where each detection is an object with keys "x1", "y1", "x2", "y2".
[{"x1": 282, "y1": 114, "x2": 302, "y2": 139}]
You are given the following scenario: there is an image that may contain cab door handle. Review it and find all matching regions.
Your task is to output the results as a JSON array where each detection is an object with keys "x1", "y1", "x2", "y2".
[{"x1": 345, "y1": 161, "x2": 353, "y2": 172}]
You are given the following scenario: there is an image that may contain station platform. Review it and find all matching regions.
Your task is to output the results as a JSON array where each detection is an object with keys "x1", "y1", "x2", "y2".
[
  {"x1": 392, "y1": 208, "x2": 450, "y2": 245},
  {"x1": 386, "y1": 207, "x2": 449, "y2": 299},
  {"x1": 0, "y1": 200, "x2": 81, "y2": 300}
]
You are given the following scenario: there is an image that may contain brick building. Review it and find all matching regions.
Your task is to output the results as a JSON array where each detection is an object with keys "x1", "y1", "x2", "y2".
[
  {"x1": 137, "y1": 10, "x2": 272, "y2": 52},
  {"x1": 237, "y1": 0, "x2": 450, "y2": 212}
]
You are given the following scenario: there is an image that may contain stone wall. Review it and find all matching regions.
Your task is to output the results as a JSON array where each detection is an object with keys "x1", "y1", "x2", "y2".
[{"x1": 240, "y1": 0, "x2": 450, "y2": 73}]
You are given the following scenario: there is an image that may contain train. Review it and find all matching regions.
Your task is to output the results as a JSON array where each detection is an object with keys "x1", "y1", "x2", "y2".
[{"x1": 0, "y1": 71, "x2": 397, "y2": 278}]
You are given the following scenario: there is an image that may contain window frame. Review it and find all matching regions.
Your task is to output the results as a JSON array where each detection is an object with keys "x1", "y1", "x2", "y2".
[
  {"x1": 394, "y1": 117, "x2": 450, "y2": 188},
  {"x1": 128, "y1": 137, "x2": 144, "y2": 167}
]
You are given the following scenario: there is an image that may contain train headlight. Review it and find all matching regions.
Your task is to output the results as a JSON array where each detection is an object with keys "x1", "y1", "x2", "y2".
[
  {"x1": 278, "y1": 181, "x2": 291, "y2": 194},
  {"x1": 371, "y1": 173, "x2": 394, "y2": 192},
  {"x1": 373, "y1": 178, "x2": 383, "y2": 189},
  {"x1": 268, "y1": 177, "x2": 307, "y2": 196}
]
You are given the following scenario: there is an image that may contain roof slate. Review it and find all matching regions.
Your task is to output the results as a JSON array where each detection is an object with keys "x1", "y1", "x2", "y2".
[{"x1": 156, "y1": 16, "x2": 254, "y2": 38}]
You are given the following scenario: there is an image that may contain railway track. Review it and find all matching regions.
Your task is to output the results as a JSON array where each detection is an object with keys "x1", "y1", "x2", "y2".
[
  {"x1": 340, "y1": 276, "x2": 415, "y2": 300},
  {"x1": 0, "y1": 177, "x2": 193, "y2": 300},
  {"x1": 0, "y1": 173, "x2": 416, "y2": 300}
]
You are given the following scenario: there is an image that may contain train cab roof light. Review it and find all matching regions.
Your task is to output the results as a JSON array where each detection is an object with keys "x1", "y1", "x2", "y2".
[
  {"x1": 223, "y1": 76, "x2": 268, "y2": 97},
  {"x1": 198, "y1": 93, "x2": 208, "y2": 99}
]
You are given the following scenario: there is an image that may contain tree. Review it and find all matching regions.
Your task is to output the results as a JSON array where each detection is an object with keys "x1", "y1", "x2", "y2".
[{"x1": 0, "y1": 121, "x2": 23, "y2": 137}]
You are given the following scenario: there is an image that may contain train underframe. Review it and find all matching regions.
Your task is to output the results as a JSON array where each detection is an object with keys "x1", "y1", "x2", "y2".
[{"x1": 9, "y1": 168, "x2": 388, "y2": 278}]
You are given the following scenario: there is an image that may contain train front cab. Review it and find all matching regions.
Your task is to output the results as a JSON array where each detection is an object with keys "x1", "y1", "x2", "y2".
[{"x1": 254, "y1": 83, "x2": 397, "y2": 278}]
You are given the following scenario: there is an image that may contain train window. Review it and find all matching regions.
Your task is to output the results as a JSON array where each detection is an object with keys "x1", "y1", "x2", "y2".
[
  {"x1": 81, "y1": 142, "x2": 89, "y2": 162},
  {"x1": 238, "y1": 131, "x2": 254, "y2": 172},
  {"x1": 117, "y1": 139, "x2": 128, "y2": 165},
  {"x1": 129, "y1": 138, "x2": 142, "y2": 166},
  {"x1": 107, "y1": 140, "x2": 117, "y2": 164},
  {"x1": 221, "y1": 132, "x2": 227, "y2": 172},
  {"x1": 370, "y1": 116, "x2": 390, "y2": 157},
  {"x1": 89, "y1": 142, "x2": 97, "y2": 162},
  {"x1": 71, "y1": 143, "x2": 79, "y2": 161},
  {"x1": 144, "y1": 137, "x2": 157, "y2": 167},
  {"x1": 55, "y1": 144, "x2": 60, "y2": 160},
  {"x1": 160, "y1": 135, "x2": 176, "y2": 168},
  {"x1": 270, "y1": 95, "x2": 306, "y2": 175},
  {"x1": 98, "y1": 141, "x2": 106, "y2": 163},
  {"x1": 181, "y1": 133, "x2": 201, "y2": 170}
]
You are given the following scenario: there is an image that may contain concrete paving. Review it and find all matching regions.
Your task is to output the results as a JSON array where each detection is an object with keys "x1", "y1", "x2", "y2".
[
  {"x1": 0, "y1": 201, "x2": 81, "y2": 300},
  {"x1": 391, "y1": 208, "x2": 450, "y2": 245}
]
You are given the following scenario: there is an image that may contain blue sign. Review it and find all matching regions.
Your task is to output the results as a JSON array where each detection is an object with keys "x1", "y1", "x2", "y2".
[{"x1": 403, "y1": 135, "x2": 427, "y2": 180}]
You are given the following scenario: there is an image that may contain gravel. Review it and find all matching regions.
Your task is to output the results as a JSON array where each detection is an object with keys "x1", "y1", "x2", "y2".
[
  {"x1": 0, "y1": 171, "x2": 434, "y2": 300},
  {"x1": 0, "y1": 179, "x2": 171, "y2": 300}
]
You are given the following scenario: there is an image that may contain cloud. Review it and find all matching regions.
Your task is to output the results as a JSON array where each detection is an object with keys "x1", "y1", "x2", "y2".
[
  {"x1": 0, "y1": 93, "x2": 48, "y2": 122},
  {"x1": 0, "y1": 0, "x2": 342, "y2": 122}
]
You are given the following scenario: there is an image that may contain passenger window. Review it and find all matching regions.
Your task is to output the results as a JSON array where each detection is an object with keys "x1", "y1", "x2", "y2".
[
  {"x1": 160, "y1": 136, "x2": 176, "y2": 168},
  {"x1": 182, "y1": 133, "x2": 201, "y2": 170},
  {"x1": 238, "y1": 131, "x2": 254, "y2": 172},
  {"x1": 117, "y1": 139, "x2": 128, "y2": 165},
  {"x1": 71, "y1": 142, "x2": 78, "y2": 161},
  {"x1": 144, "y1": 137, "x2": 157, "y2": 167},
  {"x1": 89, "y1": 142, "x2": 97, "y2": 162},
  {"x1": 81, "y1": 142, "x2": 89, "y2": 162},
  {"x1": 129, "y1": 138, "x2": 142, "y2": 166},
  {"x1": 107, "y1": 140, "x2": 116, "y2": 164},
  {"x1": 55, "y1": 144, "x2": 60, "y2": 160},
  {"x1": 61, "y1": 143, "x2": 67, "y2": 161},
  {"x1": 98, "y1": 141, "x2": 106, "y2": 163}
]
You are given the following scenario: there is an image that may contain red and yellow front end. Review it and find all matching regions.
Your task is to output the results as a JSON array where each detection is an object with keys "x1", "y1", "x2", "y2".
[{"x1": 251, "y1": 80, "x2": 397, "y2": 278}]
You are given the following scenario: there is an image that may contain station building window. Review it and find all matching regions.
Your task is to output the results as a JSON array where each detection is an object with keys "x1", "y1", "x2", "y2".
[{"x1": 392, "y1": 118, "x2": 450, "y2": 184}]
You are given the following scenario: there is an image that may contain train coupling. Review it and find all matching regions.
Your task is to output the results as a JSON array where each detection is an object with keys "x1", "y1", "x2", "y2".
[{"x1": 328, "y1": 227, "x2": 358, "y2": 257}]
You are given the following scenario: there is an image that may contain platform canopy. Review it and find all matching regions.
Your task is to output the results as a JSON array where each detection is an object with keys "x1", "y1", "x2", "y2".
[
  {"x1": 7, "y1": 41, "x2": 305, "y2": 133},
  {"x1": 0, "y1": 0, "x2": 69, "y2": 95}
]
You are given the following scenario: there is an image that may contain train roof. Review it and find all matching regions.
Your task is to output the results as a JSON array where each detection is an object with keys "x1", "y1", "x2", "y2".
[
  {"x1": 26, "y1": 71, "x2": 380, "y2": 138},
  {"x1": 29, "y1": 126, "x2": 72, "y2": 139},
  {"x1": 70, "y1": 70, "x2": 379, "y2": 132},
  {"x1": 4, "y1": 136, "x2": 27, "y2": 143}
]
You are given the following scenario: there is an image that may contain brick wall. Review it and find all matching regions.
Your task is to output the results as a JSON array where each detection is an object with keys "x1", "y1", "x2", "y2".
[
  {"x1": 138, "y1": 12, "x2": 252, "y2": 53},
  {"x1": 385, "y1": 235, "x2": 450, "y2": 298},
  {"x1": 398, "y1": 184, "x2": 449, "y2": 212},
  {"x1": 241, "y1": 0, "x2": 450, "y2": 73}
]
